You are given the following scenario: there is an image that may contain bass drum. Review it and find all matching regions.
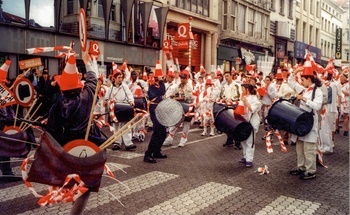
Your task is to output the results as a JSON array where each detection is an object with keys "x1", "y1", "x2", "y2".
[
  {"x1": 114, "y1": 103, "x2": 135, "y2": 122},
  {"x1": 134, "y1": 97, "x2": 147, "y2": 110},
  {"x1": 155, "y1": 98, "x2": 184, "y2": 127},
  {"x1": 213, "y1": 103, "x2": 253, "y2": 142},
  {"x1": 267, "y1": 99, "x2": 314, "y2": 136}
]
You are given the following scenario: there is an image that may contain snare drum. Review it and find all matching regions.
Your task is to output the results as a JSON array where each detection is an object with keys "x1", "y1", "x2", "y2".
[
  {"x1": 134, "y1": 97, "x2": 147, "y2": 110},
  {"x1": 179, "y1": 101, "x2": 195, "y2": 122}
]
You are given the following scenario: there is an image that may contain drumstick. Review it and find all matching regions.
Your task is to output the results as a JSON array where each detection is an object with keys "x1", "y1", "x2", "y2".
[
  {"x1": 100, "y1": 115, "x2": 144, "y2": 150},
  {"x1": 100, "y1": 114, "x2": 139, "y2": 148},
  {"x1": 20, "y1": 103, "x2": 42, "y2": 130},
  {"x1": 85, "y1": 80, "x2": 102, "y2": 140},
  {"x1": 19, "y1": 98, "x2": 38, "y2": 128},
  {"x1": 99, "y1": 114, "x2": 142, "y2": 149},
  {"x1": 107, "y1": 117, "x2": 145, "y2": 145},
  {"x1": 99, "y1": 113, "x2": 141, "y2": 149},
  {"x1": 22, "y1": 116, "x2": 41, "y2": 131},
  {"x1": 0, "y1": 135, "x2": 39, "y2": 146}
]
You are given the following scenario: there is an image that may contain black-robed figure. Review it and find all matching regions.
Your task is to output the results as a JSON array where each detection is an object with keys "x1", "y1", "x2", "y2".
[
  {"x1": 144, "y1": 77, "x2": 167, "y2": 163},
  {"x1": 46, "y1": 57, "x2": 97, "y2": 146}
]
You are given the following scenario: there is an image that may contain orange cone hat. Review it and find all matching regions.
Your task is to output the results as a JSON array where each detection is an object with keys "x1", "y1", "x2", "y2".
[
  {"x1": 231, "y1": 66, "x2": 236, "y2": 75},
  {"x1": 55, "y1": 55, "x2": 83, "y2": 91},
  {"x1": 167, "y1": 65, "x2": 174, "y2": 77},
  {"x1": 205, "y1": 76, "x2": 213, "y2": 85},
  {"x1": 120, "y1": 60, "x2": 127, "y2": 71},
  {"x1": 154, "y1": 60, "x2": 163, "y2": 77},
  {"x1": 142, "y1": 69, "x2": 148, "y2": 80},
  {"x1": 134, "y1": 87, "x2": 143, "y2": 98},
  {"x1": 112, "y1": 62, "x2": 118, "y2": 75},
  {"x1": 301, "y1": 55, "x2": 315, "y2": 77},
  {"x1": 0, "y1": 60, "x2": 10, "y2": 83},
  {"x1": 276, "y1": 67, "x2": 283, "y2": 80},
  {"x1": 217, "y1": 66, "x2": 222, "y2": 76}
]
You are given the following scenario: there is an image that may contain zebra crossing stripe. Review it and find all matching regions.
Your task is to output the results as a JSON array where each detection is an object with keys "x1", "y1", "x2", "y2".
[
  {"x1": 137, "y1": 182, "x2": 241, "y2": 215},
  {"x1": 17, "y1": 171, "x2": 179, "y2": 214},
  {"x1": 256, "y1": 196, "x2": 321, "y2": 215},
  {"x1": 0, "y1": 162, "x2": 129, "y2": 203},
  {"x1": 108, "y1": 151, "x2": 144, "y2": 159}
]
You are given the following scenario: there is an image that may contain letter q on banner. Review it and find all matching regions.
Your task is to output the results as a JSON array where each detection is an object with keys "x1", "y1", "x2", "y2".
[
  {"x1": 89, "y1": 41, "x2": 100, "y2": 60},
  {"x1": 174, "y1": 23, "x2": 194, "y2": 41},
  {"x1": 162, "y1": 40, "x2": 173, "y2": 52}
]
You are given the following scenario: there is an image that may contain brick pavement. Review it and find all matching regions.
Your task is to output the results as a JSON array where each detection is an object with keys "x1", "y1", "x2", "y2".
[{"x1": 0, "y1": 122, "x2": 348, "y2": 215}]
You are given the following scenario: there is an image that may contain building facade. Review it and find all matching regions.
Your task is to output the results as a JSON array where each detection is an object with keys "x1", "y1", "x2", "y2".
[
  {"x1": 320, "y1": 0, "x2": 345, "y2": 67},
  {"x1": 160, "y1": 0, "x2": 220, "y2": 73},
  {"x1": 269, "y1": 0, "x2": 295, "y2": 69},
  {"x1": 337, "y1": 0, "x2": 349, "y2": 65},
  {"x1": 0, "y1": 0, "x2": 347, "y2": 80},
  {"x1": 218, "y1": 0, "x2": 271, "y2": 72},
  {"x1": 293, "y1": 0, "x2": 322, "y2": 65}
]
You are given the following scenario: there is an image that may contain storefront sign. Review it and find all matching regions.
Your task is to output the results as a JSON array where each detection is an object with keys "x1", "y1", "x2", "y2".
[
  {"x1": 335, "y1": 28, "x2": 342, "y2": 59},
  {"x1": 166, "y1": 26, "x2": 201, "y2": 70},
  {"x1": 162, "y1": 40, "x2": 173, "y2": 52},
  {"x1": 294, "y1": 41, "x2": 321, "y2": 63},
  {"x1": 18, "y1": 58, "x2": 42, "y2": 70},
  {"x1": 174, "y1": 23, "x2": 194, "y2": 41}
]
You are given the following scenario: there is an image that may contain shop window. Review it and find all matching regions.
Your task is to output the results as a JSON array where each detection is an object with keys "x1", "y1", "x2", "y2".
[
  {"x1": 109, "y1": 1, "x2": 122, "y2": 41},
  {"x1": 0, "y1": 0, "x2": 26, "y2": 25},
  {"x1": 255, "y1": 12, "x2": 262, "y2": 39},
  {"x1": 67, "y1": 0, "x2": 74, "y2": 15},
  {"x1": 230, "y1": 1, "x2": 236, "y2": 31},
  {"x1": 60, "y1": 0, "x2": 80, "y2": 35},
  {"x1": 247, "y1": 8, "x2": 254, "y2": 37},
  {"x1": 237, "y1": 4, "x2": 245, "y2": 33},
  {"x1": 98, "y1": 0, "x2": 103, "y2": 18},
  {"x1": 279, "y1": 0, "x2": 284, "y2": 15}
]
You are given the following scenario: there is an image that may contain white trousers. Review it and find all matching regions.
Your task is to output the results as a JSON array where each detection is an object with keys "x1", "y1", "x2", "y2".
[
  {"x1": 320, "y1": 111, "x2": 336, "y2": 152},
  {"x1": 113, "y1": 122, "x2": 133, "y2": 146},
  {"x1": 241, "y1": 132, "x2": 256, "y2": 162}
]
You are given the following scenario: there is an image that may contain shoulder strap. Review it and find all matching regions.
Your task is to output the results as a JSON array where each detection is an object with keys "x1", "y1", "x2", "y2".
[{"x1": 311, "y1": 86, "x2": 317, "y2": 101}]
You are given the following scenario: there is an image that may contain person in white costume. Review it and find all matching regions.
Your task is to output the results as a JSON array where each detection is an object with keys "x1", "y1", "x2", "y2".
[{"x1": 288, "y1": 66, "x2": 323, "y2": 180}]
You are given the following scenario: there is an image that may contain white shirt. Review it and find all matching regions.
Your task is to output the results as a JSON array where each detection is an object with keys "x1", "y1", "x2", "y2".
[{"x1": 288, "y1": 74, "x2": 323, "y2": 142}]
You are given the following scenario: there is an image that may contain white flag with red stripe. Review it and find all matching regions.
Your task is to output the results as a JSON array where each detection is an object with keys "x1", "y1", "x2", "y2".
[{"x1": 26, "y1": 46, "x2": 71, "y2": 54}]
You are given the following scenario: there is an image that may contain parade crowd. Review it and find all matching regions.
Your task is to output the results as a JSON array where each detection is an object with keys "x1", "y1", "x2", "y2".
[{"x1": 0, "y1": 54, "x2": 349, "y2": 182}]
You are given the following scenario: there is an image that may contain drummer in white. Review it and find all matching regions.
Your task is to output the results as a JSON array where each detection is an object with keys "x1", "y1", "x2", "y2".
[
  {"x1": 287, "y1": 65, "x2": 323, "y2": 180},
  {"x1": 107, "y1": 71, "x2": 136, "y2": 151},
  {"x1": 163, "y1": 70, "x2": 194, "y2": 147}
]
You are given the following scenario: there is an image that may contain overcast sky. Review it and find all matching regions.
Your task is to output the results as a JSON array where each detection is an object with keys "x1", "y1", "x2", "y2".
[{"x1": 2, "y1": 0, "x2": 54, "y2": 27}]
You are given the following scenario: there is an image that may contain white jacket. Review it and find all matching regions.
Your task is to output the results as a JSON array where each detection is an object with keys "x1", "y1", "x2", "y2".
[
  {"x1": 107, "y1": 83, "x2": 134, "y2": 104},
  {"x1": 241, "y1": 95, "x2": 262, "y2": 133},
  {"x1": 288, "y1": 74, "x2": 323, "y2": 142}
]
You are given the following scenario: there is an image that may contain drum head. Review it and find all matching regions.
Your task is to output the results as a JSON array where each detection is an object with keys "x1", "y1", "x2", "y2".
[
  {"x1": 156, "y1": 98, "x2": 184, "y2": 127},
  {"x1": 63, "y1": 139, "x2": 100, "y2": 158},
  {"x1": 3, "y1": 126, "x2": 21, "y2": 134}
]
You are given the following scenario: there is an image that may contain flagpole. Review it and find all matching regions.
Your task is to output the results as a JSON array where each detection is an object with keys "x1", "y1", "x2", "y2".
[{"x1": 188, "y1": 17, "x2": 192, "y2": 67}]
